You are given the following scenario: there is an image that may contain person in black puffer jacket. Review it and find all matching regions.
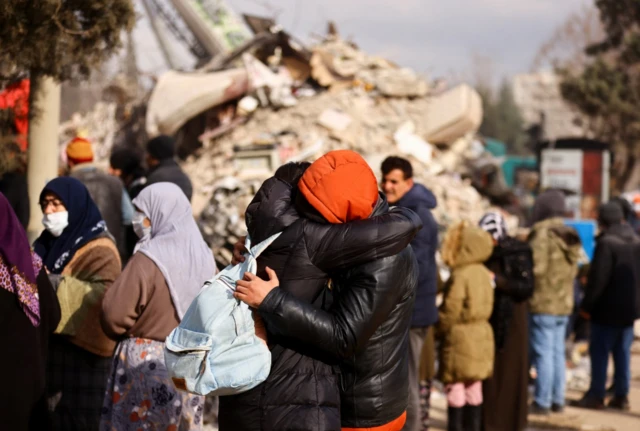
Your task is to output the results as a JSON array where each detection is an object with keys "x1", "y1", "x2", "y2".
[
  {"x1": 478, "y1": 212, "x2": 534, "y2": 431},
  {"x1": 219, "y1": 151, "x2": 422, "y2": 431},
  {"x1": 233, "y1": 151, "x2": 420, "y2": 431}
]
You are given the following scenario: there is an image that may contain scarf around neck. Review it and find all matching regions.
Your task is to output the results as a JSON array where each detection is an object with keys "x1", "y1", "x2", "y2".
[
  {"x1": 133, "y1": 182, "x2": 216, "y2": 319},
  {"x1": 33, "y1": 177, "x2": 107, "y2": 274}
]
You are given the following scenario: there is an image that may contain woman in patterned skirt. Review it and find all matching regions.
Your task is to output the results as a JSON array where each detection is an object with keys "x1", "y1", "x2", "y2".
[{"x1": 100, "y1": 183, "x2": 216, "y2": 430}]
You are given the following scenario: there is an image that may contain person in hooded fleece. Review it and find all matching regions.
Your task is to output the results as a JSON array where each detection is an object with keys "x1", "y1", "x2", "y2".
[{"x1": 381, "y1": 156, "x2": 439, "y2": 431}]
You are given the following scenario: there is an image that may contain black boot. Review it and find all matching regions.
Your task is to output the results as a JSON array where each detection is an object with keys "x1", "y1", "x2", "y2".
[
  {"x1": 447, "y1": 406, "x2": 464, "y2": 431},
  {"x1": 608, "y1": 396, "x2": 630, "y2": 411},
  {"x1": 463, "y1": 404, "x2": 482, "y2": 431}
]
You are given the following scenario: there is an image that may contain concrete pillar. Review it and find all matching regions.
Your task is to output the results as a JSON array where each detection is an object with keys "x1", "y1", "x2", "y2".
[{"x1": 27, "y1": 75, "x2": 61, "y2": 242}]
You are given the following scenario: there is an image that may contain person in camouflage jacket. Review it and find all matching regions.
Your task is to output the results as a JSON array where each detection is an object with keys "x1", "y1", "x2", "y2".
[{"x1": 528, "y1": 190, "x2": 581, "y2": 414}]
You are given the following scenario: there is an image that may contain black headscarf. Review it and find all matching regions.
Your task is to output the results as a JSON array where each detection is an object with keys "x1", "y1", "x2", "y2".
[
  {"x1": 146, "y1": 135, "x2": 175, "y2": 161},
  {"x1": 33, "y1": 177, "x2": 106, "y2": 273}
]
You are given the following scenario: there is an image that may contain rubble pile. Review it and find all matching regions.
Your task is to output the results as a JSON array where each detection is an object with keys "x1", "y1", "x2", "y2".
[
  {"x1": 59, "y1": 101, "x2": 118, "y2": 161},
  {"x1": 58, "y1": 74, "x2": 146, "y2": 163},
  {"x1": 180, "y1": 34, "x2": 508, "y2": 266}
]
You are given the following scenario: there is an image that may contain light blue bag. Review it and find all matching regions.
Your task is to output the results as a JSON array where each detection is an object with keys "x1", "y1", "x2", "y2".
[{"x1": 164, "y1": 233, "x2": 280, "y2": 396}]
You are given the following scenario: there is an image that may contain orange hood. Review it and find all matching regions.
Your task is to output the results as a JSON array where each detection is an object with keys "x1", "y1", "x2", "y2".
[{"x1": 298, "y1": 150, "x2": 379, "y2": 223}]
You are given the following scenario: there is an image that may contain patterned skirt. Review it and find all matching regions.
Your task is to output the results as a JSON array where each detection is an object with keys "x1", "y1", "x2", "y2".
[{"x1": 100, "y1": 337, "x2": 204, "y2": 431}]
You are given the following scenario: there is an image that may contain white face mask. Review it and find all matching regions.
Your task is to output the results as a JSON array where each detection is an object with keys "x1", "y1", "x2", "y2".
[
  {"x1": 132, "y1": 211, "x2": 151, "y2": 239},
  {"x1": 42, "y1": 211, "x2": 69, "y2": 237}
]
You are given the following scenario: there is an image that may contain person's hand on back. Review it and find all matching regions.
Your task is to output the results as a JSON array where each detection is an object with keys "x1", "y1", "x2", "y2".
[{"x1": 232, "y1": 236, "x2": 248, "y2": 264}]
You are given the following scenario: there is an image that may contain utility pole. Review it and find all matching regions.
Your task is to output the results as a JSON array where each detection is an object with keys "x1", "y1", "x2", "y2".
[{"x1": 27, "y1": 75, "x2": 61, "y2": 242}]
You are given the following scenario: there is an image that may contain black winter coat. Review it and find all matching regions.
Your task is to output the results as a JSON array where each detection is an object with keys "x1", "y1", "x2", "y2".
[
  {"x1": 0, "y1": 268, "x2": 61, "y2": 430},
  {"x1": 582, "y1": 223, "x2": 640, "y2": 327},
  {"x1": 395, "y1": 183, "x2": 438, "y2": 327},
  {"x1": 483, "y1": 236, "x2": 534, "y2": 350},
  {"x1": 146, "y1": 159, "x2": 193, "y2": 201},
  {"x1": 218, "y1": 177, "x2": 421, "y2": 431},
  {"x1": 260, "y1": 248, "x2": 418, "y2": 428}
]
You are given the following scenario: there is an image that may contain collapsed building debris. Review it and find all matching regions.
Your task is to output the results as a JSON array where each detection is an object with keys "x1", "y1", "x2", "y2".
[
  {"x1": 57, "y1": 20, "x2": 513, "y2": 268},
  {"x1": 178, "y1": 29, "x2": 512, "y2": 266},
  {"x1": 145, "y1": 68, "x2": 249, "y2": 137},
  {"x1": 59, "y1": 101, "x2": 118, "y2": 162},
  {"x1": 57, "y1": 73, "x2": 150, "y2": 168}
]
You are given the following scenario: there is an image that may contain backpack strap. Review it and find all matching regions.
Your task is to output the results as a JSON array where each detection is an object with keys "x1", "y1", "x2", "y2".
[{"x1": 246, "y1": 232, "x2": 283, "y2": 260}]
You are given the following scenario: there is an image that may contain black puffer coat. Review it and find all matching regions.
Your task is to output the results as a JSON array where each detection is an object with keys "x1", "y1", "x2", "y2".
[
  {"x1": 218, "y1": 177, "x2": 422, "y2": 431},
  {"x1": 146, "y1": 159, "x2": 193, "y2": 201},
  {"x1": 582, "y1": 223, "x2": 640, "y2": 327},
  {"x1": 256, "y1": 205, "x2": 419, "y2": 427}
]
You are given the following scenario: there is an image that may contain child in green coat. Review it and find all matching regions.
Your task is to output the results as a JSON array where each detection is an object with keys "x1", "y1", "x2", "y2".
[{"x1": 438, "y1": 221, "x2": 495, "y2": 431}]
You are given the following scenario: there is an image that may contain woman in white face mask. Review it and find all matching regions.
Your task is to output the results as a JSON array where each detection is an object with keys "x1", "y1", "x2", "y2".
[
  {"x1": 130, "y1": 208, "x2": 151, "y2": 250},
  {"x1": 100, "y1": 182, "x2": 216, "y2": 431},
  {"x1": 33, "y1": 176, "x2": 122, "y2": 431}
]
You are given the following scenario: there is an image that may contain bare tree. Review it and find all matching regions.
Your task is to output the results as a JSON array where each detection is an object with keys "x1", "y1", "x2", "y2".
[{"x1": 531, "y1": 5, "x2": 605, "y2": 72}]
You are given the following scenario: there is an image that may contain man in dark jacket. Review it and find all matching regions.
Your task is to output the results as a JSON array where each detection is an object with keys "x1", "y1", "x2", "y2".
[
  {"x1": 65, "y1": 137, "x2": 133, "y2": 264},
  {"x1": 231, "y1": 151, "x2": 421, "y2": 431},
  {"x1": 381, "y1": 156, "x2": 438, "y2": 431},
  {"x1": 145, "y1": 135, "x2": 193, "y2": 201},
  {"x1": 109, "y1": 146, "x2": 148, "y2": 261},
  {"x1": 576, "y1": 202, "x2": 640, "y2": 411},
  {"x1": 109, "y1": 146, "x2": 147, "y2": 200}
]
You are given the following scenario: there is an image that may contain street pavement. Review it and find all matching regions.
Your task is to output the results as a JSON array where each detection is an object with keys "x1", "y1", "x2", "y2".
[
  {"x1": 430, "y1": 340, "x2": 640, "y2": 431},
  {"x1": 203, "y1": 341, "x2": 640, "y2": 431}
]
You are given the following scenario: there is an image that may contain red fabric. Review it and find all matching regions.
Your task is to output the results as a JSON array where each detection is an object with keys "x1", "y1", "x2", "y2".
[
  {"x1": 298, "y1": 150, "x2": 379, "y2": 224},
  {"x1": 581, "y1": 151, "x2": 603, "y2": 197},
  {"x1": 341, "y1": 411, "x2": 406, "y2": 431},
  {"x1": 581, "y1": 151, "x2": 604, "y2": 220},
  {"x1": 0, "y1": 79, "x2": 30, "y2": 151}
]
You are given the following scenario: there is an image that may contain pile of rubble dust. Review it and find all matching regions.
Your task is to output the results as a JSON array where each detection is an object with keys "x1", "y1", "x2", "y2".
[
  {"x1": 186, "y1": 86, "x2": 504, "y2": 266},
  {"x1": 173, "y1": 35, "x2": 510, "y2": 266}
]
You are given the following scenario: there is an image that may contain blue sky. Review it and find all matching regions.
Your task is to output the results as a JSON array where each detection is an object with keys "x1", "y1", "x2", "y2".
[{"x1": 135, "y1": 0, "x2": 594, "y2": 81}]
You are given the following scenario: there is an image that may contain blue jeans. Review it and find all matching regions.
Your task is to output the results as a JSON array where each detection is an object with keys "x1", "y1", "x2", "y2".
[
  {"x1": 530, "y1": 314, "x2": 569, "y2": 408},
  {"x1": 587, "y1": 322, "x2": 635, "y2": 400}
]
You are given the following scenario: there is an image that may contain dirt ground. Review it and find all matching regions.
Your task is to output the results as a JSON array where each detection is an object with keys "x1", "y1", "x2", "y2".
[
  {"x1": 429, "y1": 341, "x2": 640, "y2": 431},
  {"x1": 203, "y1": 341, "x2": 640, "y2": 431}
]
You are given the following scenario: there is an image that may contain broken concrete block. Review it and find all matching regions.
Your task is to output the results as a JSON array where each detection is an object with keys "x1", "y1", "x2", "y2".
[
  {"x1": 317, "y1": 109, "x2": 352, "y2": 132},
  {"x1": 358, "y1": 69, "x2": 428, "y2": 98},
  {"x1": 146, "y1": 69, "x2": 249, "y2": 137},
  {"x1": 237, "y1": 96, "x2": 259, "y2": 116},
  {"x1": 394, "y1": 121, "x2": 432, "y2": 164},
  {"x1": 425, "y1": 84, "x2": 483, "y2": 144},
  {"x1": 234, "y1": 145, "x2": 280, "y2": 179}
]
